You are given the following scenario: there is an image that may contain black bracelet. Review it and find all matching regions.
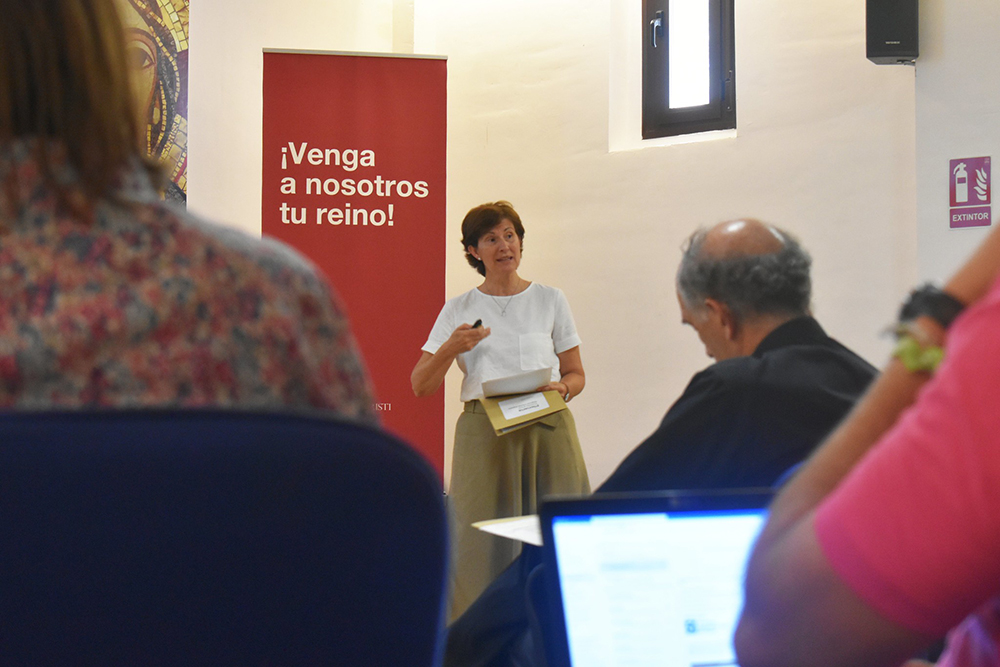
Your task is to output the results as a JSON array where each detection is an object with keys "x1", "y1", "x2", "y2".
[{"x1": 897, "y1": 283, "x2": 966, "y2": 330}]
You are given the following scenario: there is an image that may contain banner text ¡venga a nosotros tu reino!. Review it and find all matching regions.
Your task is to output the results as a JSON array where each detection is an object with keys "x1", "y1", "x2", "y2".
[{"x1": 278, "y1": 142, "x2": 429, "y2": 228}]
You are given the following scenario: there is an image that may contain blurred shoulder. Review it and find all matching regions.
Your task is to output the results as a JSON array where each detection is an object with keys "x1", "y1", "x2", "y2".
[{"x1": 140, "y1": 200, "x2": 332, "y2": 295}]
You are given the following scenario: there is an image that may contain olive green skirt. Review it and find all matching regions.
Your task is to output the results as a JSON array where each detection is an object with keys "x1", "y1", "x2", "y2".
[{"x1": 447, "y1": 402, "x2": 590, "y2": 621}]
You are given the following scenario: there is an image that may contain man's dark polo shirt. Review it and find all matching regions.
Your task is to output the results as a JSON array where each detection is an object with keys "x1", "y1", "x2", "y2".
[{"x1": 602, "y1": 316, "x2": 877, "y2": 492}]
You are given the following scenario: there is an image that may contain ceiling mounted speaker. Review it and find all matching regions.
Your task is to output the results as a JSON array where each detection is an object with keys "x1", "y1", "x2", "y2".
[{"x1": 867, "y1": 0, "x2": 918, "y2": 65}]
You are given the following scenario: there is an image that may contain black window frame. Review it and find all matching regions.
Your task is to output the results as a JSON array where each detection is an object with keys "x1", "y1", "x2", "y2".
[{"x1": 642, "y1": 0, "x2": 736, "y2": 139}]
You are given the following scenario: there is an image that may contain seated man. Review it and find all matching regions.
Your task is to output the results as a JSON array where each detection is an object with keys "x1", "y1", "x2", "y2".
[
  {"x1": 446, "y1": 219, "x2": 877, "y2": 667},
  {"x1": 734, "y1": 217, "x2": 1000, "y2": 664}
]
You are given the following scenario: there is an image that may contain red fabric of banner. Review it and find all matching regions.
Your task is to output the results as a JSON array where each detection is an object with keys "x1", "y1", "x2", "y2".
[{"x1": 262, "y1": 52, "x2": 446, "y2": 474}]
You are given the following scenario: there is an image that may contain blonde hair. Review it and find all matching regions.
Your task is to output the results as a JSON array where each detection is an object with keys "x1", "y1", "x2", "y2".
[{"x1": 0, "y1": 0, "x2": 158, "y2": 203}]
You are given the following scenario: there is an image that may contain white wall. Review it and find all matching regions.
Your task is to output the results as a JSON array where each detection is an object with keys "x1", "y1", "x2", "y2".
[
  {"x1": 915, "y1": 0, "x2": 1000, "y2": 282},
  {"x1": 417, "y1": 0, "x2": 917, "y2": 486},
  {"x1": 189, "y1": 0, "x2": 918, "y2": 488}
]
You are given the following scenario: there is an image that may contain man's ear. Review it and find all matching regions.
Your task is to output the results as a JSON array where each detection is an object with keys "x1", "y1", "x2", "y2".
[{"x1": 705, "y1": 298, "x2": 738, "y2": 340}]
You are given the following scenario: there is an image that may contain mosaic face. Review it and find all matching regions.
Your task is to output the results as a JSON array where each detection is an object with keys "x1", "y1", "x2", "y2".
[{"x1": 118, "y1": 0, "x2": 189, "y2": 204}]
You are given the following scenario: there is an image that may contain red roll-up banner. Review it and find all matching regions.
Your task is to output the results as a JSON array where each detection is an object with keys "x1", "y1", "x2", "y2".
[{"x1": 262, "y1": 50, "x2": 446, "y2": 474}]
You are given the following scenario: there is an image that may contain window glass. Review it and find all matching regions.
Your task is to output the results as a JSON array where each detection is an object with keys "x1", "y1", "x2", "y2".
[
  {"x1": 668, "y1": 0, "x2": 710, "y2": 109},
  {"x1": 642, "y1": 0, "x2": 735, "y2": 139}
]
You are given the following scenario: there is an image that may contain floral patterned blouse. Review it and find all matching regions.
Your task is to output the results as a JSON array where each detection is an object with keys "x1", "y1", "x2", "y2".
[{"x1": 0, "y1": 140, "x2": 376, "y2": 423}]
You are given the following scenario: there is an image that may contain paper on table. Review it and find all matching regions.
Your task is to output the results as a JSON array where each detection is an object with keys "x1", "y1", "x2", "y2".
[
  {"x1": 472, "y1": 515, "x2": 542, "y2": 547},
  {"x1": 498, "y1": 392, "x2": 550, "y2": 421},
  {"x1": 481, "y1": 367, "x2": 553, "y2": 398}
]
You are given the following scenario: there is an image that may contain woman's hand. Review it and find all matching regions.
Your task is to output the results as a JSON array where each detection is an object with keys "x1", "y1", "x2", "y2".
[
  {"x1": 537, "y1": 346, "x2": 584, "y2": 402},
  {"x1": 411, "y1": 322, "x2": 490, "y2": 397},
  {"x1": 538, "y1": 380, "x2": 571, "y2": 401},
  {"x1": 443, "y1": 322, "x2": 491, "y2": 355}
]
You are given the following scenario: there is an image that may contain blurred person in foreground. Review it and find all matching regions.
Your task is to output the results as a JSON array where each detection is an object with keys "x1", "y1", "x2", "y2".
[
  {"x1": 0, "y1": 0, "x2": 375, "y2": 419},
  {"x1": 735, "y1": 219, "x2": 1000, "y2": 666},
  {"x1": 445, "y1": 218, "x2": 877, "y2": 667}
]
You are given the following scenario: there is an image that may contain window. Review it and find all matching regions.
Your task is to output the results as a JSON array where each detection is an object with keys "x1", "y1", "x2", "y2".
[{"x1": 642, "y1": 0, "x2": 735, "y2": 139}]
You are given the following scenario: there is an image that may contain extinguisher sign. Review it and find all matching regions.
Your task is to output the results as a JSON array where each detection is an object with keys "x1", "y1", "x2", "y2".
[{"x1": 949, "y1": 156, "x2": 991, "y2": 229}]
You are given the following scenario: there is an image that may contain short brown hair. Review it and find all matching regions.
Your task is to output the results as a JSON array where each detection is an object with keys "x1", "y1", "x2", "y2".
[
  {"x1": 0, "y1": 0, "x2": 156, "y2": 204},
  {"x1": 460, "y1": 201, "x2": 526, "y2": 276}
]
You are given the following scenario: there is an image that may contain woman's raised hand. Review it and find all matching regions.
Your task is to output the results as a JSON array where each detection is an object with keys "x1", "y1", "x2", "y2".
[
  {"x1": 411, "y1": 322, "x2": 490, "y2": 397},
  {"x1": 446, "y1": 322, "x2": 491, "y2": 354}
]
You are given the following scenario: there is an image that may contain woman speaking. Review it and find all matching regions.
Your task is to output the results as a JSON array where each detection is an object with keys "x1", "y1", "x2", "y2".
[{"x1": 412, "y1": 201, "x2": 590, "y2": 619}]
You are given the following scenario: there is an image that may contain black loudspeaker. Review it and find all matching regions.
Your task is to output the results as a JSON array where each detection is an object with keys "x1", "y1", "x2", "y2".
[{"x1": 867, "y1": 0, "x2": 918, "y2": 64}]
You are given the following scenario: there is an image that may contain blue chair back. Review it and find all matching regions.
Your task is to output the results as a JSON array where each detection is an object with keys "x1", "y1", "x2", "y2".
[{"x1": 0, "y1": 410, "x2": 448, "y2": 666}]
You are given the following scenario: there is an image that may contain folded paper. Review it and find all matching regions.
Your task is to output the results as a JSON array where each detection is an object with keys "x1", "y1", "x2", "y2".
[{"x1": 478, "y1": 389, "x2": 567, "y2": 436}]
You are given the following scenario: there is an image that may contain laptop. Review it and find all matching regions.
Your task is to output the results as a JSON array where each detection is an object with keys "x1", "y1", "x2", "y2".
[{"x1": 538, "y1": 488, "x2": 772, "y2": 667}]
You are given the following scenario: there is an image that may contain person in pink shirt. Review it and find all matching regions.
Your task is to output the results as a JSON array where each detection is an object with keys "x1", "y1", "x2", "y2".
[{"x1": 735, "y1": 225, "x2": 1000, "y2": 667}]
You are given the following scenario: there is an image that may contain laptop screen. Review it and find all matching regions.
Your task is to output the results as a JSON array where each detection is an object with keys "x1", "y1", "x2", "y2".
[{"x1": 540, "y1": 490, "x2": 771, "y2": 667}]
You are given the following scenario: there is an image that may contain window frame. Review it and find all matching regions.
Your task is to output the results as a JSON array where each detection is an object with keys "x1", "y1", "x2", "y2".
[{"x1": 642, "y1": 0, "x2": 736, "y2": 140}]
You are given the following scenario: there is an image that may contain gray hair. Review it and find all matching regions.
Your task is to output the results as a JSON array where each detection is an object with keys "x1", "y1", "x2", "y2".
[{"x1": 676, "y1": 226, "x2": 812, "y2": 322}]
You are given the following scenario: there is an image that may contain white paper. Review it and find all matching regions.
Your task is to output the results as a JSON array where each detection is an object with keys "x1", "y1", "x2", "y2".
[
  {"x1": 498, "y1": 392, "x2": 549, "y2": 420},
  {"x1": 481, "y1": 367, "x2": 552, "y2": 397},
  {"x1": 472, "y1": 515, "x2": 542, "y2": 546}
]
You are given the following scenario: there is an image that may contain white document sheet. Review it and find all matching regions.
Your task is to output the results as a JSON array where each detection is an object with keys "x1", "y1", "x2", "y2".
[
  {"x1": 498, "y1": 392, "x2": 549, "y2": 420},
  {"x1": 472, "y1": 515, "x2": 542, "y2": 546},
  {"x1": 481, "y1": 367, "x2": 552, "y2": 397}
]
